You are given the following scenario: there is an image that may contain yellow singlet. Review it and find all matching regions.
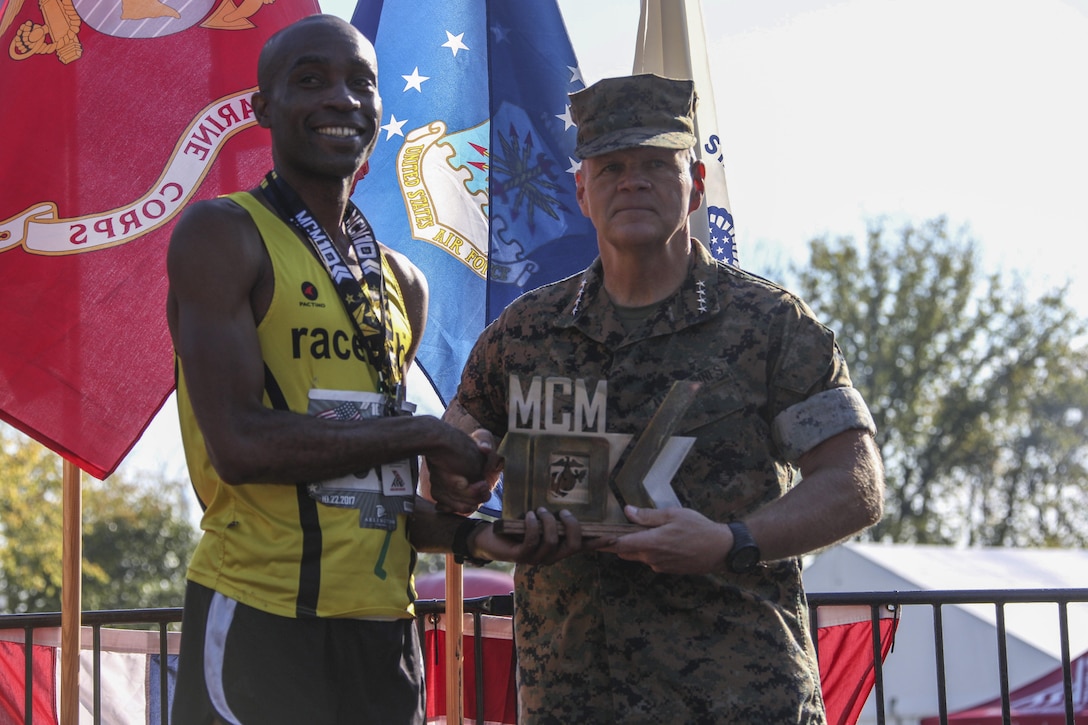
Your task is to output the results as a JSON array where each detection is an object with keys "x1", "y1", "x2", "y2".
[{"x1": 176, "y1": 191, "x2": 416, "y2": 619}]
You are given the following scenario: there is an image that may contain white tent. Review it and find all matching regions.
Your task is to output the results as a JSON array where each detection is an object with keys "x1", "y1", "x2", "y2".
[{"x1": 803, "y1": 542, "x2": 1088, "y2": 725}]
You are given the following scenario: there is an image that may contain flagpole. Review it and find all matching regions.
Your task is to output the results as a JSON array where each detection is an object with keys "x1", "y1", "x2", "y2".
[
  {"x1": 635, "y1": 0, "x2": 736, "y2": 264},
  {"x1": 61, "y1": 459, "x2": 81, "y2": 725},
  {"x1": 444, "y1": 555, "x2": 465, "y2": 723}
]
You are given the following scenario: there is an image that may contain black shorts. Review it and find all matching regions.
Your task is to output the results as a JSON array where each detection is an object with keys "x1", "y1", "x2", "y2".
[{"x1": 171, "y1": 581, "x2": 424, "y2": 725}]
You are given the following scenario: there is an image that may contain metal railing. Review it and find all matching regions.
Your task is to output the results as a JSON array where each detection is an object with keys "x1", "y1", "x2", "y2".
[
  {"x1": 2, "y1": 589, "x2": 1086, "y2": 725},
  {"x1": 0, "y1": 607, "x2": 181, "y2": 725},
  {"x1": 808, "y1": 589, "x2": 1088, "y2": 725}
]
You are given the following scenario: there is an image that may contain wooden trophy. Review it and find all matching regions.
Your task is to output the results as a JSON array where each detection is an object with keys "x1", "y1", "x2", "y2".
[{"x1": 494, "y1": 380, "x2": 701, "y2": 538}]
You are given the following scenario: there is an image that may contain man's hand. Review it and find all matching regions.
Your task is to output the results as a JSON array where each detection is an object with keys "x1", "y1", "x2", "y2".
[
  {"x1": 473, "y1": 509, "x2": 588, "y2": 565},
  {"x1": 425, "y1": 428, "x2": 503, "y2": 514},
  {"x1": 597, "y1": 506, "x2": 731, "y2": 575}
]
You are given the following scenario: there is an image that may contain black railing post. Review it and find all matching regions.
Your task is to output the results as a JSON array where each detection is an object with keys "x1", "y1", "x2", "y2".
[
  {"x1": 473, "y1": 610, "x2": 485, "y2": 725},
  {"x1": 1058, "y1": 601, "x2": 1074, "y2": 725},
  {"x1": 159, "y1": 623, "x2": 170, "y2": 725},
  {"x1": 870, "y1": 603, "x2": 887, "y2": 725},
  {"x1": 933, "y1": 602, "x2": 948, "y2": 725},
  {"x1": 809, "y1": 605, "x2": 820, "y2": 661},
  {"x1": 23, "y1": 625, "x2": 33, "y2": 725},
  {"x1": 995, "y1": 604, "x2": 1011, "y2": 725},
  {"x1": 92, "y1": 623, "x2": 102, "y2": 725}
]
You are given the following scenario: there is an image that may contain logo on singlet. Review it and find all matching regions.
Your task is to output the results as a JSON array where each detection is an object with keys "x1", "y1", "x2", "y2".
[{"x1": 298, "y1": 281, "x2": 326, "y2": 308}]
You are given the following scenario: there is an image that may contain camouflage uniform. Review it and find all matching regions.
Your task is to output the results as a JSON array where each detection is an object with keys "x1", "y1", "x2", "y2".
[{"x1": 455, "y1": 240, "x2": 876, "y2": 724}]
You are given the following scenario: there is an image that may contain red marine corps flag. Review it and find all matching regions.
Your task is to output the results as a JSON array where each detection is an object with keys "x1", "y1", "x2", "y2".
[{"x1": 0, "y1": 0, "x2": 318, "y2": 478}]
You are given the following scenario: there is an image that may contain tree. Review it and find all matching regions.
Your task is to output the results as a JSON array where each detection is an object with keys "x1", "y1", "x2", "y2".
[
  {"x1": 792, "y1": 217, "x2": 1088, "y2": 546},
  {"x1": 0, "y1": 424, "x2": 66, "y2": 612},
  {"x1": 81, "y1": 472, "x2": 198, "y2": 611},
  {"x1": 0, "y1": 425, "x2": 197, "y2": 613}
]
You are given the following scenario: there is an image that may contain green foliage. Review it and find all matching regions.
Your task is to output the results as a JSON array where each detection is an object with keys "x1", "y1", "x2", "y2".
[
  {"x1": 0, "y1": 425, "x2": 197, "y2": 613},
  {"x1": 81, "y1": 472, "x2": 197, "y2": 611},
  {"x1": 793, "y1": 217, "x2": 1088, "y2": 546},
  {"x1": 0, "y1": 427, "x2": 66, "y2": 612}
]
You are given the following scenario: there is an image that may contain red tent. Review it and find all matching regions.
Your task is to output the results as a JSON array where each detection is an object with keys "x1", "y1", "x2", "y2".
[
  {"x1": 414, "y1": 568, "x2": 514, "y2": 601},
  {"x1": 921, "y1": 649, "x2": 1088, "y2": 724}
]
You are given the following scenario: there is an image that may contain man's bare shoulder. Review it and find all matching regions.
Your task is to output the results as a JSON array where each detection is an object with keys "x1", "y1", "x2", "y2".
[
  {"x1": 170, "y1": 195, "x2": 257, "y2": 252},
  {"x1": 166, "y1": 192, "x2": 272, "y2": 311},
  {"x1": 167, "y1": 193, "x2": 272, "y2": 277},
  {"x1": 380, "y1": 242, "x2": 428, "y2": 299},
  {"x1": 378, "y1": 242, "x2": 428, "y2": 364}
]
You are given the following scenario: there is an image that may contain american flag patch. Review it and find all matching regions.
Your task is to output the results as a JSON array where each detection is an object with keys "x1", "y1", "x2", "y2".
[{"x1": 316, "y1": 402, "x2": 362, "y2": 421}]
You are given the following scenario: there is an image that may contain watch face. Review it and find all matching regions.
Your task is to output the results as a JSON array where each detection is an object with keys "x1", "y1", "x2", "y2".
[
  {"x1": 731, "y1": 546, "x2": 760, "y2": 572},
  {"x1": 727, "y1": 521, "x2": 761, "y2": 573}
]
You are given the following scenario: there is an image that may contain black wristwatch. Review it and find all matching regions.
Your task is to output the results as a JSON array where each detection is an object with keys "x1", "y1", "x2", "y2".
[
  {"x1": 452, "y1": 517, "x2": 493, "y2": 567},
  {"x1": 726, "y1": 521, "x2": 761, "y2": 574}
]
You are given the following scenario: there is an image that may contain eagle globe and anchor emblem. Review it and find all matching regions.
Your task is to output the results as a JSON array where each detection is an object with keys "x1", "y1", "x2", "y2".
[
  {"x1": 0, "y1": 0, "x2": 280, "y2": 256},
  {"x1": 391, "y1": 107, "x2": 579, "y2": 291},
  {"x1": 3, "y1": 0, "x2": 270, "y2": 64}
]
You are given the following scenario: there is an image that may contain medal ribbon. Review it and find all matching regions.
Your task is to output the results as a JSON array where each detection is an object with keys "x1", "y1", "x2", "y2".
[{"x1": 259, "y1": 171, "x2": 402, "y2": 396}]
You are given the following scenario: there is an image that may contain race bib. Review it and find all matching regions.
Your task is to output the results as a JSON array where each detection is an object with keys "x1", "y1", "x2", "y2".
[{"x1": 306, "y1": 389, "x2": 417, "y2": 530}]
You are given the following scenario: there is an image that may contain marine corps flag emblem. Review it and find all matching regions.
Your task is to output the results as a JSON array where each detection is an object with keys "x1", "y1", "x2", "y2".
[{"x1": 0, "y1": 0, "x2": 319, "y2": 478}]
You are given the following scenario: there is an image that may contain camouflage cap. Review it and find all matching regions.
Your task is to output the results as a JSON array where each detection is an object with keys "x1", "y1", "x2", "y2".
[{"x1": 569, "y1": 73, "x2": 697, "y2": 159}]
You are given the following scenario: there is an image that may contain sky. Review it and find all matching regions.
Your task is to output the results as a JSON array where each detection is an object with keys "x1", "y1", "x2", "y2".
[
  {"x1": 554, "y1": 0, "x2": 1088, "y2": 296},
  {"x1": 122, "y1": 0, "x2": 1088, "y2": 480}
]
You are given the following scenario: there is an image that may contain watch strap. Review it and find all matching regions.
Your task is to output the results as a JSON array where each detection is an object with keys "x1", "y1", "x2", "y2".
[
  {"x1": 726, "y1": 520, "x2": 761, "y2": 573},
  {"x1": 452, "y1": 517, "x2": 493, "y2": 567}
]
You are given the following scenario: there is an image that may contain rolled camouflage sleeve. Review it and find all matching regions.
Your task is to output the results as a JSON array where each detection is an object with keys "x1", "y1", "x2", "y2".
[
  {"x1": 771, "y1": 386, "x2": 877, "y2": 462},
  {"x1": 454, "y1": 315, "x2": 511, "y2": 436}
]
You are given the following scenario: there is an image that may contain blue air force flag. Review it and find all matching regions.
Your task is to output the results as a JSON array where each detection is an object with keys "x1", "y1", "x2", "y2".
[{"x1": 352, "y1": 0, "x2": 599, "y2": 403}]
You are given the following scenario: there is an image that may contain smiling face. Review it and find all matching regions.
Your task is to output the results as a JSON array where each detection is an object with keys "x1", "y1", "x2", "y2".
[
  {"x1": 576, "y1": 146, "x2": 701, "y2": 255},
  {"x1": 252, "y1": 15, "x2": 382, "y2": 184}
]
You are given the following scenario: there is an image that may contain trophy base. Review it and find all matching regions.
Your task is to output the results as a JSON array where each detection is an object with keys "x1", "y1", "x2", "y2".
[{"x1": 493, "y1": 519, "x2": 644, "y2": 538}]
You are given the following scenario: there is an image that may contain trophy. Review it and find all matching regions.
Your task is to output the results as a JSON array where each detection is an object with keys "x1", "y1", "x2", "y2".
[{"x1": 494, "y1": 379, "x2": 701, "y2": 537}]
